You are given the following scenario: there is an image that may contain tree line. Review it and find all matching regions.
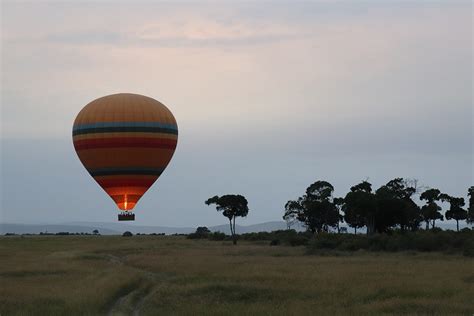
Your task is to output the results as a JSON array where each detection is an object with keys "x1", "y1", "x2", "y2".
[
  {"x1": 284, "y1": 179, "x2": 474, "y2": 234},
  {"x1": 205, "y1": 179, "x2": 473, "y2": 244}
]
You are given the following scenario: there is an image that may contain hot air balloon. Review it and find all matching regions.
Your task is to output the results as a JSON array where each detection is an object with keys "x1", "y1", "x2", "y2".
[{"x1": 72, "y1": 93, "x2": 178, "y2": 221}]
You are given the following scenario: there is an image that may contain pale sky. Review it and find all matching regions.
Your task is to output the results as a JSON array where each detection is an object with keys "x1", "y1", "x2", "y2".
[{"x1": 1, "y1": 1, "x2": 472, "y2": 227}]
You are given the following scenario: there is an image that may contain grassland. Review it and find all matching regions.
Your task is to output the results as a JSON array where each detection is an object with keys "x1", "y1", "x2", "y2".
[{"x1": 0, "y1": 236, "x2": 473, "y2": 315}]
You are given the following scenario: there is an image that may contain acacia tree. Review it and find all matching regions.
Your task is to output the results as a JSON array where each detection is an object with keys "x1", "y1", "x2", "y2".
[
  {"x1": 283, "y1": 200, "x2": 299, "y2": 230},
  {"x1": 375, "y1": 178, "x2": 419, "y2": 233},
  {"x1": 343, "y1": 181, "x2": 376, "y2": 234},
  {"x1": 420, "y1": 189, "x2": 444, "y2": 229},
  {"x1": 468, "y1": 187, "x2": 474, "y2": 226},
  {"x1": 443, "y1": 196, "x2": 467, "y2": 232},
  {"x1": 333, "y1": 197, "x2": 345, "y2": 233},
  {"x1": 205, "y1": 194, "x2": 249, "y2": 245},
  {"x1": 285, "y1": 181, "x2": 339, "y2": 234}
]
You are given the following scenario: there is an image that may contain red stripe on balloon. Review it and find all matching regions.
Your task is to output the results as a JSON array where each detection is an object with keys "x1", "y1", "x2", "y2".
[
  {"x1": 95, "y1": 178, "x2": 157, "y2": 188},
  {"x1": 74, "y1": 137, "x2": 177, "y2": 150}
]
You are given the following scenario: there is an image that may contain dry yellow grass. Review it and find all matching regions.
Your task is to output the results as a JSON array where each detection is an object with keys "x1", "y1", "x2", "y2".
[{"x1": 0, "y1": 235, "x2": 472, "y2": 315}]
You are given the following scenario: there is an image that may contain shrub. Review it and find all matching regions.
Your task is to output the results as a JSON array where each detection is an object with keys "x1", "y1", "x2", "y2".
[
  {"x1": 237, "y1": 230, "x2": 309, "y2": 246},
  {"x1": 208, "y1": 232, "x2": 226, "y2": 241},
  {"x1": 122, "y1": 231, "x2": 133, "y2": 237},
  {"x1": 289, "y1": 235, "x2": 310, "y2": 246},
  {"x1": 341, "y1": 236, "x2": 368, "y2": 251},
  {"x1": 312, "y1": 233, "x2": 342, "y2": 249},
  {"x1": 270, "y1": 239, "x2": 280, "y2": 246},
  {"x1": 307, "y1": 230, "x2": 474, "y2": 255},
  {"x1": 188, "y1": 227, "x2": 212, "y2": 239}
]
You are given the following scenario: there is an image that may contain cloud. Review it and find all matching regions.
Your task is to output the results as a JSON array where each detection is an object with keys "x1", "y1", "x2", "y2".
[
  {"x1": 2, "y1": 2, "x2": 307, "y2": 48},
  {"x1": 134, "y1": 18, "x2": 304, "y2": 46},
  {"x1": 37, "y1": 18, "x2": 305, "y2": 48}
]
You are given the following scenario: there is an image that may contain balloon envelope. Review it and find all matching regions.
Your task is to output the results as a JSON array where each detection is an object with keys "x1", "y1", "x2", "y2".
[{"x1": 72, "y1": 93, "x2": 178, "y2": 211}]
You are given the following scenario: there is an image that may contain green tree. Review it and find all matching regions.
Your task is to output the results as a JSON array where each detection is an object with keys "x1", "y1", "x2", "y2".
[
  {"x1": 443, "y1": 196, "x2": 467, "y2": 232},
  {"x1": 285, "y1": 181, "x2": 339, "y2": 234},
  {"x1": 343, "y1": 181, "x2": 376, "y2": 234},
  {"x1": 205, "y1": 195, "x2": 249, "y2": 245},
  {"x1": 333, "y1": 197, "x2": 345, "y2": 233},
  {"x1": 468, "y1": 186, "x2": 474, "y2": 225},
  {"x1": 420, "y1": 189, "x2": 444, "y2": 229},
  {"x1": 283, "y1": 200, "x2": 299, "y2": 230},
  {"x1": 188, "y1": 226, "x2": 211, "y2": 239},
  {"x1": 375, "y1": 178, "x2": 419, "y2": 233}
]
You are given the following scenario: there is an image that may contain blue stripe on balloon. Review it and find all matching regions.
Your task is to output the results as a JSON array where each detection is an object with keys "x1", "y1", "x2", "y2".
[
  {"x1": 89, "y1": 166, "x2": 165, "y2": 177},
  {"x1": 73, "y1": 121, "x2": 178, "y2": 132},
  {"x1": 72, "y1": 126, "x2": 178, "y2": 136}
]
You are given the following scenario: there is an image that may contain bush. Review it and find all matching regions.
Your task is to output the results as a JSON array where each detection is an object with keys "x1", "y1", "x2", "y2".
[
  {"x1": 237, "y1": 230, "x2": 310, "y2": 246},
  {"x1": 188, "y1": 227, "x2": 212, "y2": 239},
  {"x1": 307, "y1": 230, "x2": 474, "y2": 255},
  {"x1": 270, "y1": 239, "x2": 280, "y2": 246},
  {"x1": 289, "y1": 235, "x2": 310, "y2": 246},
  {"x1": 341, "y1": 237, "x2": 368, "y2": 251},
  {"x1": 122, "y1": 231, "x2": 133, "y2": 237},
  {"x1": 208, "y1": 232, "x2": 226, "y2": 241}
]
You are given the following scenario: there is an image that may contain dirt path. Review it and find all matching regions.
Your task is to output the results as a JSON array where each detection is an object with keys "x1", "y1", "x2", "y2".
[{"x1": 105, "y1": 254, "x2": 172, "y2": 316}]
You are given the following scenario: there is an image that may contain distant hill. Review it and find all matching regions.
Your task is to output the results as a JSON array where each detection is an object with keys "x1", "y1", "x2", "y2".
[
  {"x1": 209, "y1": 221, "x2": 305, "y2": 234},
  {"x1": 0, "y1": 221, "x2": 302, "y2": 235},
  {"x1": 1, "y1": 220, "x2": 464, "y2": 235},
  {"x1": 64, "y1": 221, "x2": 194, "y2": 234},
  {"x1": 0, "y1": 223, "x2": 120, "y2": 235}
]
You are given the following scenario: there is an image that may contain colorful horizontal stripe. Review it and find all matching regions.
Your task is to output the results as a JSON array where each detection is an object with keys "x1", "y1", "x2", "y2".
[
  {"x1": 73, "y1": 126, "x2": 178, "y2": 136},
  {"x1": 96, "y1": 178, "x2": 157, "y2": 188},
  {"x1": 73, "y1": 132, "x2": 177, "y2": 141},
  {"x1": 88, "y1": 167, "x2": 165, "y2": 177},
  {"x1": 73, "y1": 121, "x2": 178, "y2": 131},
  {"x1": 74, "y1": 137, "x2": 177, "y2": 150},
  {"x1": 73, "y1": 148, "x2": 175, "y2": 169}
]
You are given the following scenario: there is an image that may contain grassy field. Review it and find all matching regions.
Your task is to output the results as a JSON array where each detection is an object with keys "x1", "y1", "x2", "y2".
[{"x1": 0, "y1": 236, "x2": 473, "y2": 315}]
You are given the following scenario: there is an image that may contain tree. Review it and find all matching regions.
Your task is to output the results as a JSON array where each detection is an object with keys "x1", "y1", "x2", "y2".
[
  {"x1": 343, "y1": 181, "x2": 376, "y2": 234},
  {"x1": 420, "y1": 189, "x2": 444, "y2": 229},
  {"x1": 333, "y1": 197, "x2": 345, "y2": 233},
  {"x1": 195, "y1": 226, "x2": 211, "y2": 235},
  {"x1": 375, "y1": 178, "x2": 420, "y2": 233},
  {"x1": 92, "y1": 229, "x2": 99, "y2": 235},
  {"x1": 283, "y1": 201, "x2": 298, "y2": 230},
  {"x1": 285, "y1": 181, "x2": 340, "y2": 234},
  {"x1": 443, "y1": 196, "x2": 467, "y2": 232},
  {"x1": 205, "y1": 194, "x2": 249, "y2": 245},
  {"x1": 389, "y1": 179, "x2": 419, "y2": 231},
  {"x1": 468, "y1": 186, "x2": 474, "y2": 225},
  {"x1": 420, "y1": 203, "x2": 443, "y2": 230},
  {"x1": 188, "y1": 226, "x2": 211, "y2": 239},
  {"x1": 401, "y1": 199, "x2": 422, "y2": 232}
]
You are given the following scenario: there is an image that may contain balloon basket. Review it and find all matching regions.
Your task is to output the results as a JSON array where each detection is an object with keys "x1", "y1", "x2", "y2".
[{"x1": 118, "y1": 212, "x2": 135, "y2": 221}]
